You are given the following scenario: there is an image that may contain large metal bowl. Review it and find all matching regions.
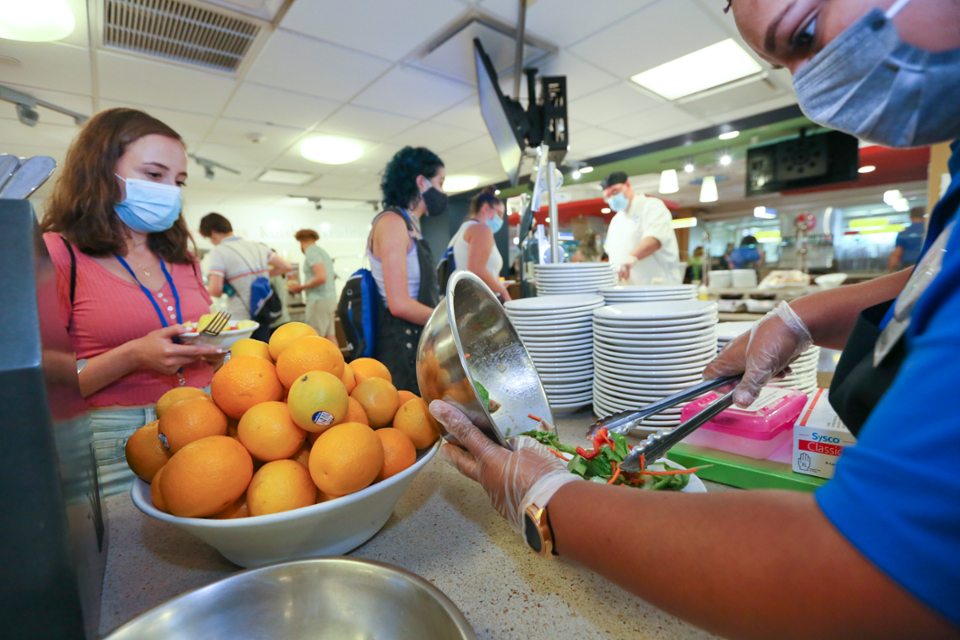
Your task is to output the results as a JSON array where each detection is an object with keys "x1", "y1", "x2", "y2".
[
  {"x1": 102, "y1": 557, "x2": 477, "y2": 640},
  {"x1": 417, "y1": 271, "x2": 553, "y2": 448}
]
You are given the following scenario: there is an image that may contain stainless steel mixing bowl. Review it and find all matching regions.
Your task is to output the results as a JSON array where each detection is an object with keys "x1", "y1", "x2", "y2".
[
  {"x1": 417, "y1": 270, "x2": 554, "y2": 448},
  {"x1": 103, "y1": 558, "x2": 477, "y2": 640}
]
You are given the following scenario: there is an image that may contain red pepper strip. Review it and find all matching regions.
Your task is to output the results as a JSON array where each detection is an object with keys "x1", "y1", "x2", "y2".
[
  {"x1": 528, "y1": 414, "x2": 542, "y2": 422},
  {"x1": 576, "y1": 446, "x2": 600, "y2": 460},
  {"x1": 607, "y1": 462, "x2": 622, "y2": 485}
]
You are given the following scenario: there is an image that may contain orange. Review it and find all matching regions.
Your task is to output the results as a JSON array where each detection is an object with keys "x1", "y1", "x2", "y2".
[
  {"x1": 210, "y1": 494, "x2": 248, "y2": 519},
  {"x1": 340, "y1": 363, "x2": 357, "y2": 394},
  {"x1": 287, "y1": 371, "x2": 349, "y2": 433},
  {"x1": 276, "y1": 335, "x2": 345, "y2": 388},
  {"x1": 230, "y1": 337, "x2": 273, "y2": 363},
  {"x1": 398, "y1": 390, "x2": 419, "y2": 405},
  {"x1": 125, "y1": 420, "x2": 171, "y2": 482},
  {"x1": 210, "y1": 354, "x2": 284, "y2": 419},
  {"x1": 247, "y1": 460, "x2": 317, "y2": 516},
  {"x1": 308, "y1": 422, "x2": 384, "y2": 496},
  {"x1": 350, "y1": 358, "x2": 392, "y2": 384},
  {"x1": 158, "y1": 397, "x2": 228, "y2": 454},
  {"x1": 268, "y1": 322, "x2": 318, "y2": 361},
  {"x1": 392, "y1": 398, "x2": 441, "y2": 449},
  {"x1": 351, "y1": 378, "x2": 401, "y2": 429},
  {"x1": 291, "y1": 442, "x2": 311, "y2": 468},
  {"x1": 156, "y1": 387, "x2": 208, "y2": 419},
  {"x1": 343, "y1": 396, "x2": 369, "y2": 426},
  {"x1": 375, "y1": 428, "x2": 416, "y2": 482},
  {"x1": 237, "y1": 401, "x2": 305, "y2": 461},
  {"x1": 150, "y1": 466, "x2": 169, "y2": 513},
  {"x1": 159, "y1": 436, "x2": 253, "y2": 518}
]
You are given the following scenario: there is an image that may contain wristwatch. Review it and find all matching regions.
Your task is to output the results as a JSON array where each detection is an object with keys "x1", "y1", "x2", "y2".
[{"x1": 522, "y1": 502, "x2": 558, "y2": 558}]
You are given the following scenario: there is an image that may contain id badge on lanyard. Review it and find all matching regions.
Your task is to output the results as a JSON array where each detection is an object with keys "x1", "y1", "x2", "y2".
[{"x1": 874, "y1": 220, "x2": 956, "y2": 365}]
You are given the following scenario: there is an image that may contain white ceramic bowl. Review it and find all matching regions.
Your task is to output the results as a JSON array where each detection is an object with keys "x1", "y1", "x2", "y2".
[
  {"x1": 815, "y1": 273, "x2": 848, "y2": 290},
  {"x1": 132, "y1": 441, "x2": 440, "y2": 568},
  {"x1": 178, "y1": 323, "x2": 259, "y2": 349}
]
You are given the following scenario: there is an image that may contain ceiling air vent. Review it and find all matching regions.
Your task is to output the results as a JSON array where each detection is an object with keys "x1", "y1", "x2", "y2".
[{"x1": 103, "y1": 0, "x2": 261, "y2": 73}]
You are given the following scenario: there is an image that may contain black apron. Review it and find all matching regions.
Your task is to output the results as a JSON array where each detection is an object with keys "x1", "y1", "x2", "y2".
[{"x1": 372, "y1": 208, "x2": 439, "y2": 393}]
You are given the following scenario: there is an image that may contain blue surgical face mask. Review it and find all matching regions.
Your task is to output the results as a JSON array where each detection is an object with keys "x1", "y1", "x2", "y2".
[
  {"x1": 114, "y1": 175, "x2": 183, "y2": 233},
  {"x1": 607, "y1": 192, "x2": 629, "y2": 213},
  {"x1": 486, "y1": 213, "x2": 504, "y2": 233},
  {"x1": 792, "y1": 0, "x2": 960, "y2": 148}
]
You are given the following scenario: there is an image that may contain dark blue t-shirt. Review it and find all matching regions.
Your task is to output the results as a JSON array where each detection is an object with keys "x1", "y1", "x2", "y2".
[
  {"x1": 729, "y1": 246, "x2": 761, "y2": 268},
  {"x1": 816, "y1": 140, "x2": 960, "y2": 625},
  {"x1": 894, "y1": 221, "x2": 925, "y2": 265}
]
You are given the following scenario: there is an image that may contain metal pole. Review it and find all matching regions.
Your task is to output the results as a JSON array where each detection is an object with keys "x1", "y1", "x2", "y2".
[
  {"x1": 547, "y1": 160, "x2": 560, "y2": 263},
  {"x1": 513, "y1": 0, "x2": 527, "y2": 100}
]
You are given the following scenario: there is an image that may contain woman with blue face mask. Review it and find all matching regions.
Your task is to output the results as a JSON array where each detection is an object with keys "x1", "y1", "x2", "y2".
[
  {"x1": 40, "y1": 108, "x2": 222, "y2": 496},
  {"x1": 447, "y1": 187, "x2": 511, "y2": 302},
  {"x1": 422, "y1": 1, "x2": 960, "y2": 638}
]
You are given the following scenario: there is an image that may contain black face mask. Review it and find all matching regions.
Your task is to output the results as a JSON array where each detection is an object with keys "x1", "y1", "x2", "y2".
[{"x1": 421, "y1": 185, "x2": 447, "y2": 217}]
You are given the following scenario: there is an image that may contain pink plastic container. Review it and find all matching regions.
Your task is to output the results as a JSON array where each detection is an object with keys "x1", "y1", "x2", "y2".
[{"x1": 680, "y1": 387, "x2": 808, "y2": 459}]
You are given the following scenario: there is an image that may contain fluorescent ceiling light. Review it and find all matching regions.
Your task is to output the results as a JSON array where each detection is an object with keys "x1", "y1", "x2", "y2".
[
  {"x1": 753, "y1": 206, "x2": 777, "y2": 219},
  {"x1": 858, "y1": 165, "x2": 876, "y2": 174},
  {"x1": 670, "y1": 217, "x2": 698, "y2": 229},
  {"x1": 443, "y1": 176, "x2": 480, "y2": 193},
  {"x1": 258, "y1": 169, "x2": 316, "y2": 185},
  {"x1": 580, "y1": 166, "x2": 594, "y2": 174},
  {"x1": 850, "y1": 217, "x2": 890, "y2": 228},
  {"x1": 601, "y1": 207, "x2": 611, "y2": 214},
  {"x1": 658, "y1": 169, "x2": 679, "y2": 194},
  {"x1": 718, "y1": 131, "x2": 740, "y2": 141},
  {"x1": 700, "y1": 176, "x2": 718, "y2": 203},
  {"x1": 300, "y1": 136, "x2": 363, "y2": 164},
  {"x1": 883, "y1": 189, "x2": 910, "y2": 212},
  {"x1": 0, "y1": 0, "x2": 75, "y2": 42},
  {"x1": 631, "y1": 39, "x2": 762, "y2": 100}
]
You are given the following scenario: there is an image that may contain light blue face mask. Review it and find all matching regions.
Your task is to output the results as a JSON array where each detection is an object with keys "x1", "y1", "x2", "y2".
[
  {"x1": 486, "y1": 213, "x2": 504, "y2": 233},
  {"x1": 607, "y1": 192, "x2": 629, "y2": 213},
  {"x1": 114, "y1": 175, "x2": 183, "y2": 233},
  {"x1": 792, "y1": 0, "x2": 960, "y2": 148}
]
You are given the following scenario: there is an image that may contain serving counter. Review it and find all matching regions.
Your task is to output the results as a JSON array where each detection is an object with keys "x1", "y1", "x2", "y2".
[{"x1": 100, "y1": 410, "x2": 728, "y2": 640}]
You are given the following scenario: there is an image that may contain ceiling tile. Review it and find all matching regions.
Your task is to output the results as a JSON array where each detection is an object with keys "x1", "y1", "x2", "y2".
[
  {"x1": 204, "y1": 117, "x2": 305, "y2": 151},
  {"x1": 565, "y1": 125, "x2": 626, "y2": 159},
  {"x1": 429, "y1": 95, "x2": 484, "y2": 131},
  {"x1": 98, "y1": 100, "x2": 216, "y2": 145},
  {"x1": 245, "y1": 31, "x2": 391, "y2": 102},
  {"x1": 601, "y1": 104, "x2": 702, "y2": 140},
  {"x1": 537, "y1": 52, "x2": 620, "y2": 101},
  {"x1": 192, "y1": 142, "x2": 272, "y2": 172},
  {"x1": 568, "y1": 0, "x2": 728, "y2": 79},
  {"x1": 526, "y1": 0, "x2": 659, "y2": 47},
  {"x1": 699, "y1": 94, "x2": 798, "y2": 126},
  {"x1": 98, "y1": 51, "x2": 236, "y2": 115},
  {"x1": 58, "y1": 0, "x2": 91, "y2": 48},
  {"x1": 352, "y1": 66, "x2": 475, "y2": 120},
  {"x1": 0, "y1": 122, "x2": 79, "y2": 152},
  {"x1": 567, "y1": 83, "x2": 661, "y2": 127},
  {"x1": 279, "y1": 0, "x2": 467, "y2": 62},
  {"x1": 439, "y1": 135, "x2": 500, "y2": 167},
  {"x1": 223, "y1": 83, "x2": 340, "y2": 129},
  {"x1": 678, "y1": 77, "x2": 784, "y2": 120},
  {"x1": 0, "y1": 83, "x2": 93, "y2": 127},
  {"x1": 388, "y1": 121, "x2": 483, "y2": 153},
  {"x1": 0, "y1": 41, "x2": 91, "y2": 94},
  {"x1": 316, "y1": 104, "x2": 419, "y2": 141}
]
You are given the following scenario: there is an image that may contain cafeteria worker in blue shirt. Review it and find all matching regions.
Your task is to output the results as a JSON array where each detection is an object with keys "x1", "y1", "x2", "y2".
[
  {"x1": 888, "y1": 206, "x2": 928, "y2": 270},
  {"x1": 422, "y1": 0, "x2": 960, "y2": 638}
]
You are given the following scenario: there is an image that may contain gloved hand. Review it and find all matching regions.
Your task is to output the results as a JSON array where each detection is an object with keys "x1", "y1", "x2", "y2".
[
  {"x1": 430, "y1": 400, "x2": 581, "y2": 533},
  {"x1": 703, "y1": 301, "x2": 814, "y2": 407},
  {"x1": 618, "y1": 255, "x2": 638, "y2": 281}
]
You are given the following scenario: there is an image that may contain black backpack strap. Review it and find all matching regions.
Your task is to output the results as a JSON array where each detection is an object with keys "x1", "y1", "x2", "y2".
[{"x1": 60, "y1": 235, "x2": 77, "y2": 308}]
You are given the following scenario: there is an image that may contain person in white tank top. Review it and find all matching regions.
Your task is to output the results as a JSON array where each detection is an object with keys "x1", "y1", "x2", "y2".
[{"x1": 449, "y1": 187, "x2": 511, "y2": 301}]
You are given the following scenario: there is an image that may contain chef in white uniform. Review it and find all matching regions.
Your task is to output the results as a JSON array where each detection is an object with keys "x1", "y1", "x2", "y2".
[{"x1": 601, "y1": 171, "x2": 681, "y2": 285}]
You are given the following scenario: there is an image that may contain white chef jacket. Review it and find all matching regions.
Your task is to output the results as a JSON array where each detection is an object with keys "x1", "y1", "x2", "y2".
[{"x1": 604, "y1": 194, "x2": 681, "y2": 285}]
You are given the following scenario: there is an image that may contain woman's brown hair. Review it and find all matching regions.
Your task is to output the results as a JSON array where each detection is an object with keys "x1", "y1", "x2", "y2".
[
  {"x1": 41, "y1": 108, "x2": 195, "y2": 264},
  {"x1": 468, "y1": 186, "x2": 501, "y2": 218}
]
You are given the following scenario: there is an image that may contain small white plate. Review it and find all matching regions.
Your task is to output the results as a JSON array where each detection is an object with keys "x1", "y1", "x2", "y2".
[
  {"x1": 593, "y1": 327, "x2": 717, "y2": 343},
  {"x1": 178, "y1": 323, "x2": 258, "y2": 348},
  {"x1": 521, "y1": 336, "x2": 593, "y2": 348},
  {"x1": 592, "y1": 370, "x2": 700, "y2": 392},
  {"x1": 594, "y1": 369, "x2": 704, "y2": 384},
  {"x1": 510, "y1": 316, "x2": 594, "y2": 327},
  {"x1": 538, "y1": 370, "x2": 593, "y2": 383},
  {"x1": 527, "y1": 349, "x2": 594, "y2": 361},
  {"x1": 543, "y1": 380, "x2": 593, "y2": 394}
]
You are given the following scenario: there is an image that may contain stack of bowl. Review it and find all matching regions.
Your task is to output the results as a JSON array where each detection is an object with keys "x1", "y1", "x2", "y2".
[
  {"x1": 505, "y1": 294, "x2": 604, "y2": 414},
  {"x1": 592, "y1": 300, "x2": 719, "y2": 430},
  {"x1": 716, "y1": 321, "x2": 821, "y2": 397},
  {"x1": 534, "y1": 263, "x2": 617, "y2": 296},
  {"x1": 598, "y1": 284, "x2": 697, "y2": 305}
]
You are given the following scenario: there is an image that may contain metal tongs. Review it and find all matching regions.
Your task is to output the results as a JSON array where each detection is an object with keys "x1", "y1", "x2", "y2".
[{"x1": 586, "y1": 374, "x2": 741, "y2": 472}]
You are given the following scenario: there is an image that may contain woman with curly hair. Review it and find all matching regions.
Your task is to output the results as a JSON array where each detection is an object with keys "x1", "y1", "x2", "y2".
[
  {"x1": 367, "y1": 146, "x2": 445, "y2": 391},
  {"x1": 41, "y1": 108, "x2": 221, "y2": 495}
]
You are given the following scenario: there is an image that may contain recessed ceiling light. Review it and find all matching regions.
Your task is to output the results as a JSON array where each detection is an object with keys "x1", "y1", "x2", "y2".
[
  {"x1": 494, "y1": 189, "x2": 501, "y2": 195},
  {"x1": 300, "y1": 136, "x2": 363, "y2": 164},
  {"x1": 720, "y1": 155, "x2": 732, "y2": 166},
  {"x1": 257, "y1": 169, "x2": 316, "y2": 185},
  {"x1": 601, "y1": 207, "x2": 611, "y2": 214},
  {"x1": 0, "y1": 0, "x2": 75, "y2": 42},
  {"x1": 572, "y1": 170, "x2": 581, "y2": 180},
  {"x1": 683, "y1": 163, "x2": 695, "y2": 173},
  {"x1": 858, "y1": 165, "x2": 876, "y2": 174},
  {"x1": 580, "y1": 166, "x2": 594, "y2": 174},
  {"x1": 753, "y1": 206, "x2": 777, "y2": 219},
  {"x1": 630, "y1": 39, "x2": 762, "y2": 101},
  {"x1": 718, "y1": 130, "x2": 740, "y2": 140},
  {"x1": 443, "y1": 176, "x2": 480, "y2": 193}
]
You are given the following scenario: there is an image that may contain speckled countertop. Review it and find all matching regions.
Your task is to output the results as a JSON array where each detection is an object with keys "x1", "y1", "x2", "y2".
[{"x1": 99, "y1": 410, "x2": 730, "y2": 640}]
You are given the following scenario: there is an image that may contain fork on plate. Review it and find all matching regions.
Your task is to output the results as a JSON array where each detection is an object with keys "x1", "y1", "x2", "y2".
[{"x1": 200, "y1": 311, "x2": 231, "y2": 337}]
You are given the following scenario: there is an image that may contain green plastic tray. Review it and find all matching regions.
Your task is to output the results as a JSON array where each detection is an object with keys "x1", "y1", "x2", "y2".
[{"x1": 666, "y1": 444, "x2": 827, "y2": 492}]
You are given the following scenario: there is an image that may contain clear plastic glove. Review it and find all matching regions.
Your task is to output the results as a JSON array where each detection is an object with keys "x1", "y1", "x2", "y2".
[
  {"x1": 703, "y1": 301, "x2": 814, "y2": 407},
  {"x1": 430, "y1": 400, "x2": 581, "y2": 533},
  {"x1": 618, "y1": 255, "x2": 638, "y2": 281}
]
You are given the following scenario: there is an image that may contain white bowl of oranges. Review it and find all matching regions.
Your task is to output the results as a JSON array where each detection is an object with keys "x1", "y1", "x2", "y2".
[{"x1": 126, "y1": 323, "x2": 442, "y2": 568}]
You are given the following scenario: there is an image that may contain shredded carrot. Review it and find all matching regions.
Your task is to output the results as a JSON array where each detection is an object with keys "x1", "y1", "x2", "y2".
[
  {"x1": 546, "y1": 447, "x2": 567, "y2": 460},
  {"x1": 639, "y1": 454, "x2": 646, "y2": 474},
  {"x1": 464, "y1": 353, "x2": 470, "y2": 358},
  {"x1": 607, "y1": 462, "x2": 622, "y2": 485},
  {"x1": 528, "y1": 414, "x2": 542, "y2": 422},
  {"x1": 641, "y1": 467, "x2": 701, "y2": 476}
]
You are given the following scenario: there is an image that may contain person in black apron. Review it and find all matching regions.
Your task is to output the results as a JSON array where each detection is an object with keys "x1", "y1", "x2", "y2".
[{"x1": 368, "y1": 147, "x2": 445, "y2": 392}]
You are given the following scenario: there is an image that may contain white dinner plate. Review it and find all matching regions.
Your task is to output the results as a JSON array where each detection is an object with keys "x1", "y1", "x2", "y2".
[
  {"x1": 535, "y1": 264, "x2": 614, "y2": 271},
  {"x1": 602, "y1": 295, "x2": 694, "y2": 303},
  {"x1": 527, "y1": 348, "x2": 594, "y2": 361},
  {"x1": 538, "y1": 370, "x2": 593, "y2": 383},
  {"x1": 593, "y1": 358, "x2": 710, "y2": 374},
  {"x1": 592, "y1": 341, "x2": 717, "y2": 358},
  {"x1": 593, "y1": 333, "x2": 717, "y2": 350},
  {"x1": 592, "y1": 369, "x2": 703, "y2": 391},
  {"x1": 521, "y1": 335, "x2": 592, "y2": 348},
  {"x1": 543, "y1": 379, "x2": 593, "y2": 393},
  {"x1": 506, "y1": 294, "x2": 604, "y2": 311},
  {"x1": 593, "y1": 377, "x2": 694, "y2": 400},
  {"x1": 599, "y1": 285, "x2": 697, "y2": 294},
  {"x1": 510, "y1": 316, "x2": 594, "y2": 328},
  {"x1": 517, "y1": 325, "x2": 593, "y2": 338},
  {"x1": 593, "y1": 327, "x2": 717, "y2": 343},
  {"x1": 592, "y1": 350, "x2": 714, "y2": 368},
  {"x1": 595, "y1": 300, "x2": 718, "y2": 321},
  {"x1": 591, "y1": 315, "x2": 718, "y2": 330}
]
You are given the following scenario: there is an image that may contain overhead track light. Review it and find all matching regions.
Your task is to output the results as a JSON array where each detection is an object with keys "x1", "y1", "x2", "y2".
[
  {"x1": 189, "y1": 154, "x2": 240, "y2": 181},
  {"x1": 658, "y1": 169, "x2": 679, "y2": 194},
  {"x1": 0, "y1": 84, "x2": 87, "y2": 127}
]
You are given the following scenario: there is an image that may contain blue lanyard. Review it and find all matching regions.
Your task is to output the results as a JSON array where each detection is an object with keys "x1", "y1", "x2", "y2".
[{"x1": 115, "y1": 254, "x2": 182, "y2": 328}]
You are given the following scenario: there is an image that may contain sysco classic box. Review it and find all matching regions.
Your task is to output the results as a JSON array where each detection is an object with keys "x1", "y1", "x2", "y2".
[{"x1": 793, "y1": 389, "x2": 857, "y2": 479}]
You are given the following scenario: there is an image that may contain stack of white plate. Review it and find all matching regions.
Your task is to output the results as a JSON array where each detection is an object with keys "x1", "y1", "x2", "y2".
[
  {"x1": 534, "y1": 263, "x2": 617, "y2": 296},
  {"x1": 505, "y1": 294, "x2": 605, "y2": 414},
  {"x1": 592, "y1": 300, "x2": 719, "y2": 430},
  {"x1": 717, "y1": 321, "x2": 821, "y2": 397},
  {"x1": 599, "y1": 284, "x2": 697, "y2": 305}
]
